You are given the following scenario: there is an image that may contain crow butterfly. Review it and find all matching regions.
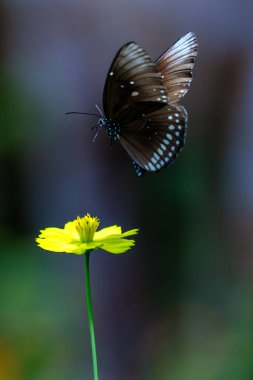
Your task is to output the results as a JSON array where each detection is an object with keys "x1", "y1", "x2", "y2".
[{"x1": 67, "y1": 32, "x2": 198, "y2": 176}]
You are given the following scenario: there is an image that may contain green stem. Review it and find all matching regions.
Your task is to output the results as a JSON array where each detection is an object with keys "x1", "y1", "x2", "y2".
[{"x1": 85, "y1": 251, "x2": 99, "y2": 380}]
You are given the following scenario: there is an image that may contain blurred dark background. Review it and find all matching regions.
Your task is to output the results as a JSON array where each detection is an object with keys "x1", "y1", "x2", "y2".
[{"x1": 1, "y1": 1, "x2": 253, "y2": 379}]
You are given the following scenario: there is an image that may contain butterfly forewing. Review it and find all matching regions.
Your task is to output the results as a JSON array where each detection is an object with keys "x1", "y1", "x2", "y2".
[
  {"x1": 103, "y1": 42, "x2": 168, "y2": 124},
  {"x1": 120, "y1": 105, "x2": 187, "y2": 172},
  {"x1": 156, "y1": 32, "x2": 198, "y2": 103}
]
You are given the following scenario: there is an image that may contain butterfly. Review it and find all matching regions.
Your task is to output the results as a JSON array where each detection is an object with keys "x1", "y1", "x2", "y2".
[{"x1": 68, "y1": 32, "x2": 198, "y2": 176}]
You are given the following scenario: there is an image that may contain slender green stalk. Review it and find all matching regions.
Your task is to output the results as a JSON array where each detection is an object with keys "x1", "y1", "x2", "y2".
[{"x1": 85, "y1": 251, "x2": 99, "y2": 380}]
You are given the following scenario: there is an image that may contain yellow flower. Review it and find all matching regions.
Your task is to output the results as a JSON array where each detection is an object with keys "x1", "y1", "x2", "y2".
[{"x1": 36, "y1": 213, "x2": 138, "y2": 255}]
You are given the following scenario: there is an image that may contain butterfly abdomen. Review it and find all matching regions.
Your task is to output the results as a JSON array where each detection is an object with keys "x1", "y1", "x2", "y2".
[{"x1": 99, "y1": 118, "x2": 121, "y2": 140}]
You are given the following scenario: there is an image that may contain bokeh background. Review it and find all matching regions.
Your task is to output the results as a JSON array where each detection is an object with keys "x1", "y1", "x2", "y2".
[{"x1": 1, "y1": 0, "x2": 253, "y2": 379}]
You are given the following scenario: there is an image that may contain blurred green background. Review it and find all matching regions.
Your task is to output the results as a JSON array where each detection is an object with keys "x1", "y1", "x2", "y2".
[{"x1": 1, "y1": 1, "x2": 253, "y2": 379}]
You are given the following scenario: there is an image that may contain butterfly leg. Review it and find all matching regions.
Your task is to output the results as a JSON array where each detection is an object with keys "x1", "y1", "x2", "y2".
[{"x1": 132, "y1": 160, "x2": 146, "y2": 177}]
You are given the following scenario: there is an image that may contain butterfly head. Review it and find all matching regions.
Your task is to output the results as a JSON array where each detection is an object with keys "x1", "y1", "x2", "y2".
[{"x1": 98, "y1": 118, "x2": 121, "y2": 141}]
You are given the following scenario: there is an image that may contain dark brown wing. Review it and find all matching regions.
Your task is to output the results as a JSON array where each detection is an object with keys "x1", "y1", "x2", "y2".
[
  {"x1": 119, "y1": 104, "x2": 187, "y2": 172},
  {"x1": 103, "y1": 42, "x2": 168, "y2": 124},
  {"x1": 156, "y1": 32, "x2": 198, "y2": 104}
]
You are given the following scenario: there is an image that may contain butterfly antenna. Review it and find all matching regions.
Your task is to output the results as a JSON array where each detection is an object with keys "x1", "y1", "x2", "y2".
[
  {"x1": 65, "y1": 112, "x2": 100, "y2": 116},
  {"x1": 92, "y1": 126, "x2": 102, "y2": 143},
  {"x1": 95, "y1": 104, "x2": 104, "y2": 117}
]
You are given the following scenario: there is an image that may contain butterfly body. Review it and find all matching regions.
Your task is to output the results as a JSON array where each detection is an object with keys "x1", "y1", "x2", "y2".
[
  {"x1": 99, "y1": 33, "x2": 198, "y2": 176},
  {"x1": 99, "y1": 118, "x2": 121, "y2": 140}
]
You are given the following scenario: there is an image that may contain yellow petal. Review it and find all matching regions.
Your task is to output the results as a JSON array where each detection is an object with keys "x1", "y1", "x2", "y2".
[
  {"x1": 36, "y1": 238, "x2": 78, "y2": 253},
  {"x1": 121, "y1": 229, "x2": 139, "y2": 237},
  {"x1": 94, "y1": 225, "x2": 122, "y2": 240},
  {"x1": 94, "y1": 229, "x2": 138, "y2": 244},
  {"x1": 38, "y1": 227, "x2": 71, "y2": 241},
  {"x1": 65, "y1": 241, "x2": 104, "y2": 255},
  {"x1": 64, "y1": 221, "x2": 80, "y2": 240},
  {"x1": 101, "y1": 238, "x2": 135, "y2": 254}
]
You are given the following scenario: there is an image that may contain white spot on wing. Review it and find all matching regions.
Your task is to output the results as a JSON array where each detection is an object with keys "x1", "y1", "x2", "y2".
[
  {"x1": 166, "y1": 133, "x2": 173, "y2": 140},
  {"x1": 148, "y1": 163, "x2": 155, "y2": 171},
  {"x1": 131, "y1": 91, "x2": 139, "y2": 97}
]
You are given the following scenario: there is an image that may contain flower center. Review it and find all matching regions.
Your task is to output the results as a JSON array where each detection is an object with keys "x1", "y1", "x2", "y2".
[{"x1": 74, "y1": 214, "x2": 100, "y2": 242}]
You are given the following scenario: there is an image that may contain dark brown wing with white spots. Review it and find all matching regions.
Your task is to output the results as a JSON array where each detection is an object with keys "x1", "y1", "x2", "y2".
[
  {"x1": 120, "y1": 105, "x2": 187, "y2": 172},
  {"x1": 156, "y1": 32, "x2": 198, "y2": 104},
  {"x1": 103, "y1": 42, "x2": 168, "y2": 124}
]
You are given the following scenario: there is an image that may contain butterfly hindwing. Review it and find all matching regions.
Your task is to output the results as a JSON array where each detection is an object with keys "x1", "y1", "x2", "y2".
[
  {"x1": 103, "y1": 42, "x2": 168, "y2": 124},
  {"x1": 156, "y1": 32, "x2": 198, "y2": 104},
  {"x1": 120, "y1": 104, "x2": 187, "y2": 173}
]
